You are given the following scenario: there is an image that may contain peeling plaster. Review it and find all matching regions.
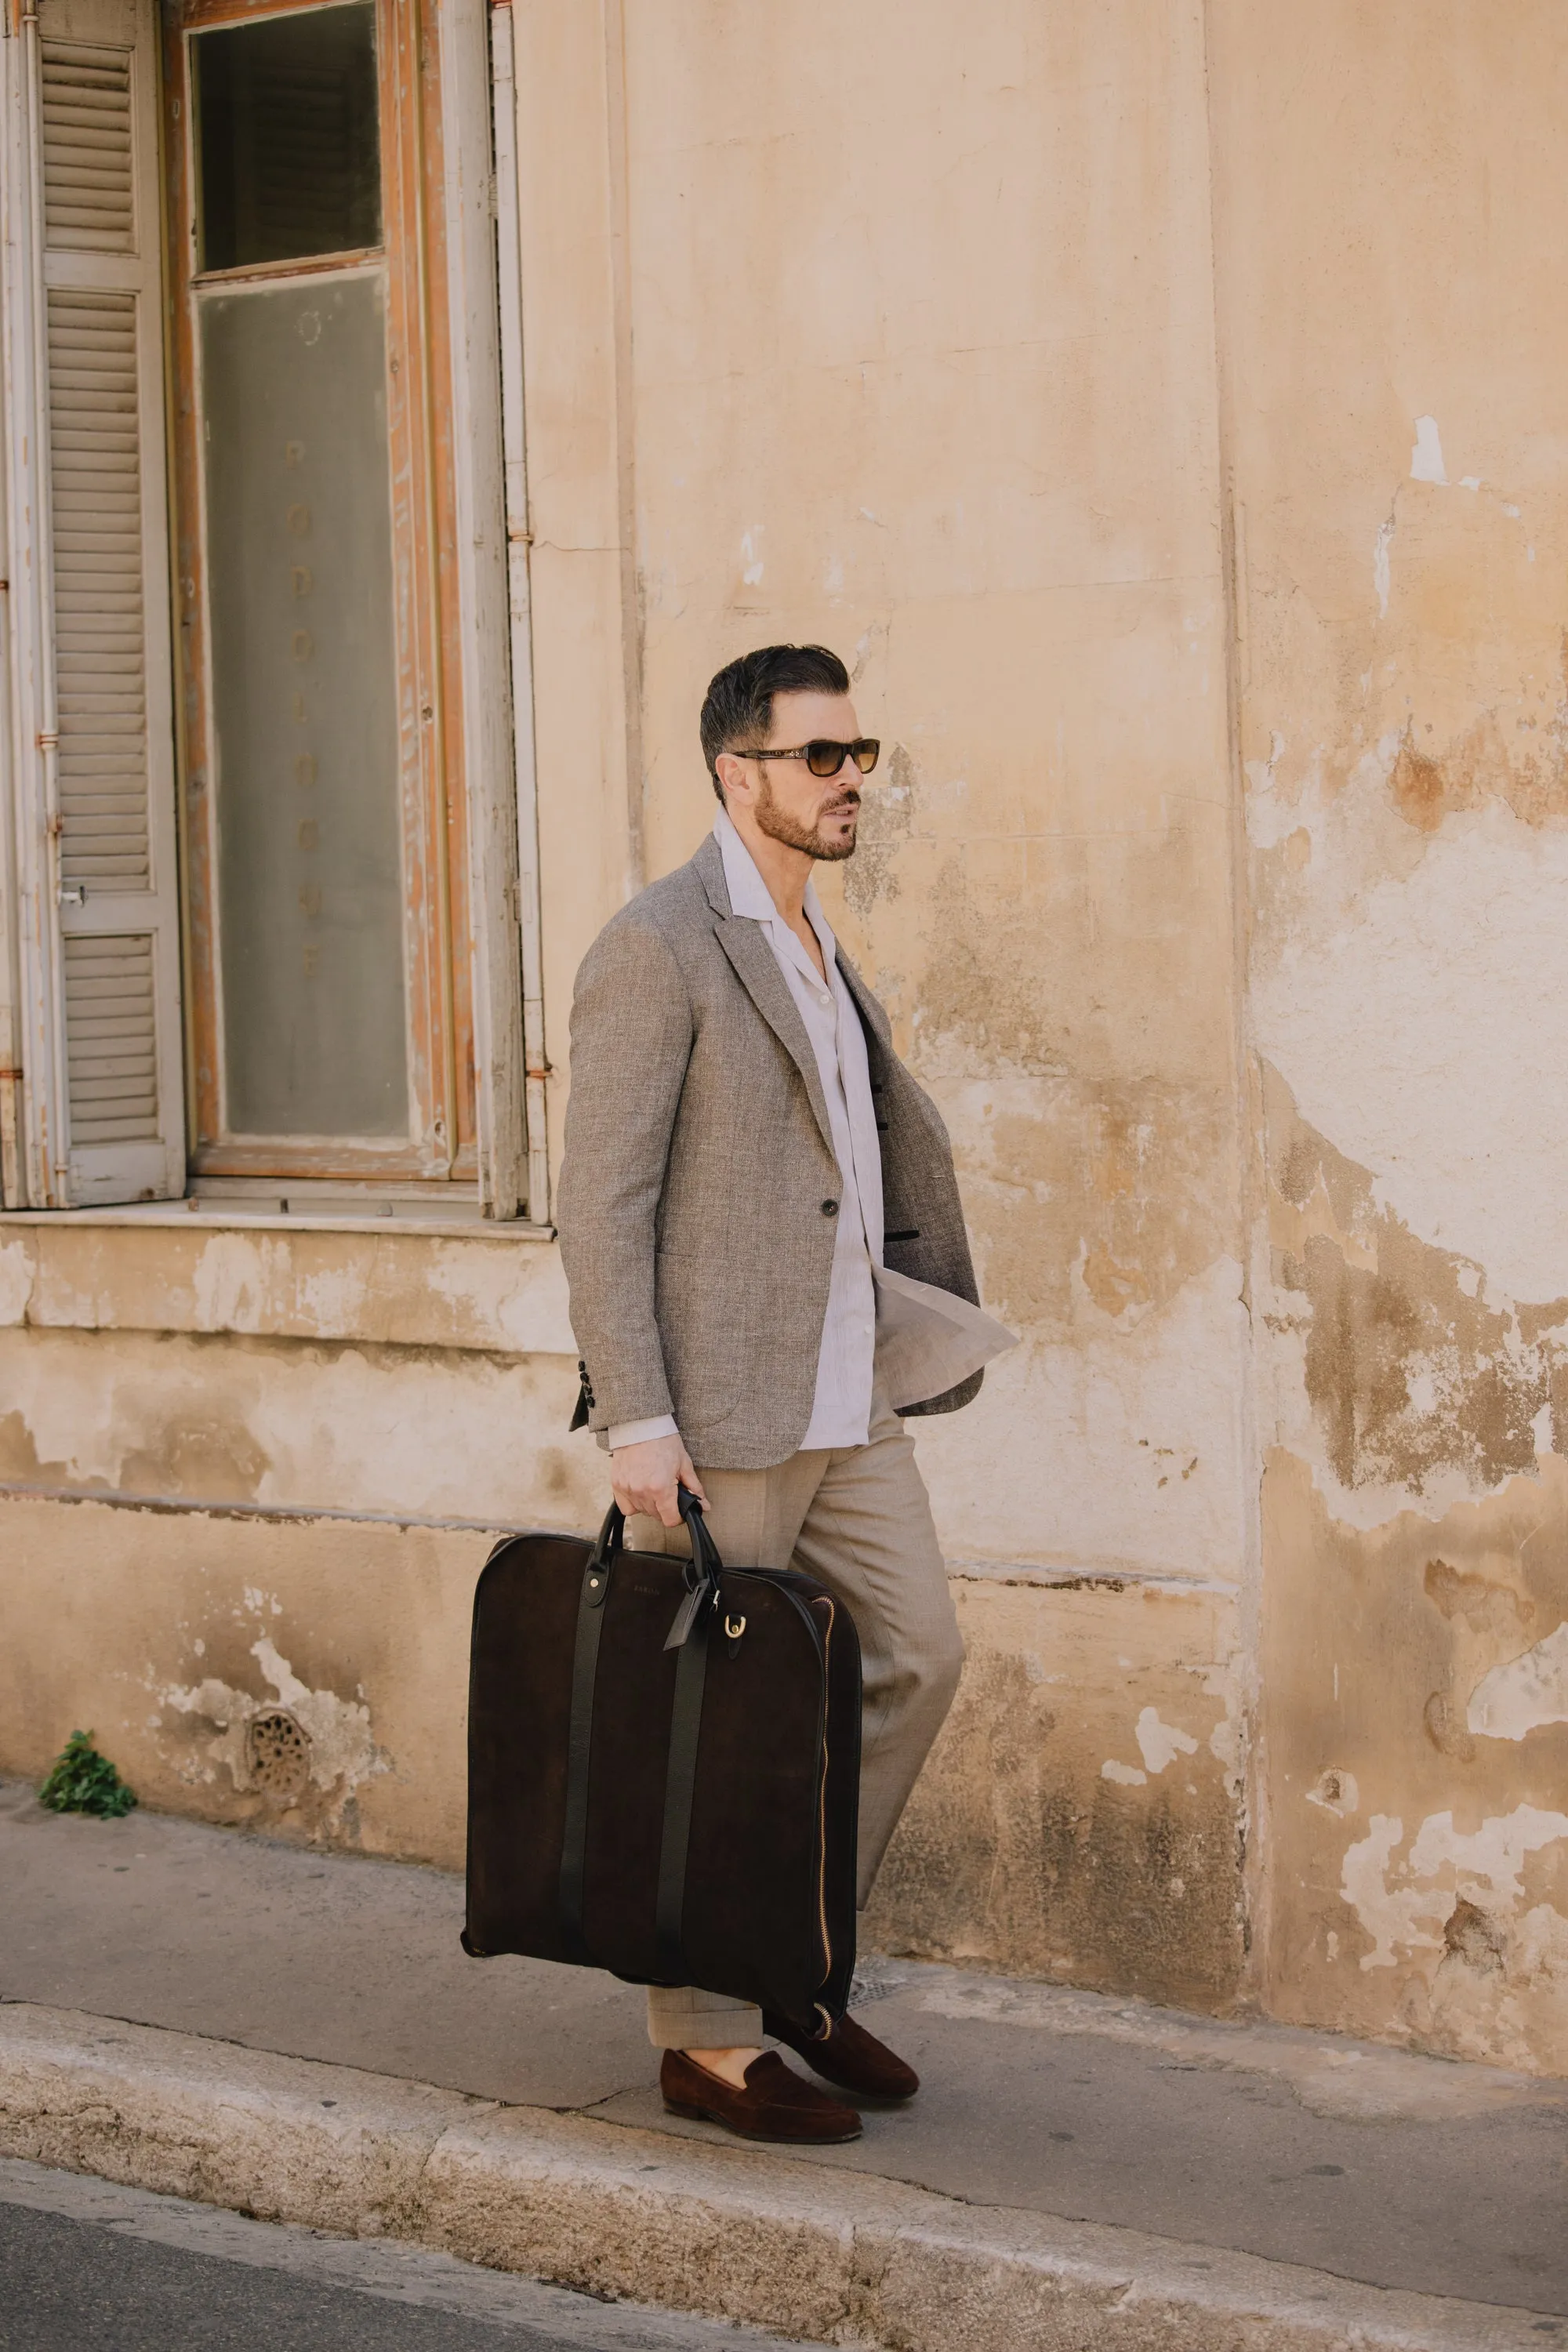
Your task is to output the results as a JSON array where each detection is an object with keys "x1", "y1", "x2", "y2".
[
  {"x1": 1260, "y1": 1068, "x2": 1568, "y2": 1520},
  {"x1": 0, "y1": 1323, "x2": 598, "y2": 1526},
  {"x1": 1307, "y1": 1768, "x2": 1359, "y2": 1818},
  {"x1": 1254, "y1": 789, "x2": 1568, "y2": 1305},
  {"x1": 1410, "y1": 415, "x2": 1448, "y2": 486},
  {"x1": 0, "y1": 1241, "x2": 33, "y2": 1326},
  {"x1": 1468, "y1": 1621, "x2": 1568, "y2": 1741},
  {"x1": 1134, "y1": 1707, "x2": 1200, "y2": 1774},
  {"x1": 1339, "y1": 1804, "x2": 1568, "y2": 1973},
  {"x1": 157, "y1": 1633, "x2": 385, "y2": 1820},
  {"x1": 1260, "y1": 1446, "x2": 1568, "y2": 2069}
]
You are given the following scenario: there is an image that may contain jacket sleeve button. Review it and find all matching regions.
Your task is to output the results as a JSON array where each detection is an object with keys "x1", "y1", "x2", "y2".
[{"x1": 821, "y1": 1199, "x2": 840, "y2": 1216}]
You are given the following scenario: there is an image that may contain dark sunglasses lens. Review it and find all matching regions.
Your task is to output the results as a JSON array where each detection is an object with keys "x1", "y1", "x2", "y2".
[{"x1": 803, "y1": 739, "x2": 880, "y2": 777}]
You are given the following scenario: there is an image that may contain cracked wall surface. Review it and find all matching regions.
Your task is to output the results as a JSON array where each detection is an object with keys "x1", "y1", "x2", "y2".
[
  {"x1": 1210, "y1": 0, "x2": 1568, "y2": 2067},
  {"x1": 6, "y1": 0, "x2": 1566, "y2": 2059}
]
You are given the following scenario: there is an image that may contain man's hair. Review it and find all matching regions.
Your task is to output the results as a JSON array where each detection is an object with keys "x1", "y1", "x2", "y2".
[{"x1": 699, "y1": 644, "x2": 850, "y2": 803}]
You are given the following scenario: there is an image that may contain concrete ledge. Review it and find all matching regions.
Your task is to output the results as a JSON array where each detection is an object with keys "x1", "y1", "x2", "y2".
[{"x1": 0, "y1": 2002, "x2": 1551, "y2": 2351}]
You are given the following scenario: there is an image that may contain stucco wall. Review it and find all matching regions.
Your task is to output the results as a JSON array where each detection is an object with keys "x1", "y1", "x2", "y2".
[
  {"x1": 530, "y1": 0, "x2": 1254, "y2": 1988},
  {"x1": 0, "y1": 1212, "x2": 1244, "y2": 2006},
  {"x1": 1210, "y1": 0, "x2": 1568, "y2": 2070},
  {"x1": 5, "y1": 0, "x2": 1566, "y2": 2067}
]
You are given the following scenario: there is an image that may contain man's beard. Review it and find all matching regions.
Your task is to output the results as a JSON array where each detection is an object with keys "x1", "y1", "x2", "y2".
[{"x1": 754, "y1": 772, "x2": 859, "y2": 862}]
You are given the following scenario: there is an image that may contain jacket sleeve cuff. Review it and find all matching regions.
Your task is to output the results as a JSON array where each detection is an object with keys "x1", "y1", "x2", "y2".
[{"x1": 606, "y1": 1414, "x2": 680, "y2": 1452}]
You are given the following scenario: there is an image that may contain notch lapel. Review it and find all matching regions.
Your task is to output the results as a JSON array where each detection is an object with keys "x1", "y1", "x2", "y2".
[{"x1": 712, "y1": 915, "x2": 836, "y2": 1156}]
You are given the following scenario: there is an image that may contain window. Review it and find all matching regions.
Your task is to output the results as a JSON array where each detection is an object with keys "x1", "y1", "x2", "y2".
[
  {"x1": 170, "y1": 0, "x2": 477, "y2": 1189},
  {"x1": 2, "y1": 0, "x2": 528, "y2": 1216}
]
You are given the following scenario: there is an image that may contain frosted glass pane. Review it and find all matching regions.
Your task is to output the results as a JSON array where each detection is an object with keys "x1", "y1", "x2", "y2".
[
  {"x1": 202, "y1": 274, "x2": 407, "y2": 1139},
  {"x1": 194, "y1": 3, "x2": 380, "y2": 273}
]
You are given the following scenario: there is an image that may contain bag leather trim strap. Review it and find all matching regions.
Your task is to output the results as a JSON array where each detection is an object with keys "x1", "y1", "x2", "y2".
[
  {"x1": 557, "y1": 1486, "x2": 724, "y2": 1982},
  {"x1": 654, "y1": 1600, "x2": 710, "y2": 1980},
  {"x1": 558, "y1": 1504, "x2": 619, "y2": 1965},
  {"x1": 654, "y1": 1490, "x2": 722, "y2": 1982}
]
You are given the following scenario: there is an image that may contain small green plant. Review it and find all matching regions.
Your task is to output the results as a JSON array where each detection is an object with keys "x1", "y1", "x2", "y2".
[{"x1": 38, "y1": 1730, "x2": 137, "y2": 1820}]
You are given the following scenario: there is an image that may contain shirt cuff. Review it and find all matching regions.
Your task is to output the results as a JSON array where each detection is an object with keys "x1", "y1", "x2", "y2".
[{"x1": 607, "y1": 1414, "x2": 679, "y2": 1452}]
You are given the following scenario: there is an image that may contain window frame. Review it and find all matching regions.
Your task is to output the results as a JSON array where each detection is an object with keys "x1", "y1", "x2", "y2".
[
  {"x1": 0, "y1": 0, "x2": 530, "y2": 1219},
  {"x1": 163, "y1": 0, "x2": 519, "y2": 1201}
]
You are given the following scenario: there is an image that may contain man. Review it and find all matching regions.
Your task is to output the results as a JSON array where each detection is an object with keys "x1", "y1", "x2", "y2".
[{"x1": 557, "y1": 644, "x2": 1011, "y2": 2146}]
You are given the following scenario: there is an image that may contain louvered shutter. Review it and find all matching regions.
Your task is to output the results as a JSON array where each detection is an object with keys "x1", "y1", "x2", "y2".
[{"x1": 32, "y1": 0, "x2": 183, "y2": 1203}]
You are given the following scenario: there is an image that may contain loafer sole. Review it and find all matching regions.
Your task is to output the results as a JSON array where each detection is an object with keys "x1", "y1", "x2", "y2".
[
  {"x1": 807, "y1": 2075, "x2": 916, "y2": 2104},
  {"x1": 662, "y1": 2092, "x2": 862, "y2": 2145}
]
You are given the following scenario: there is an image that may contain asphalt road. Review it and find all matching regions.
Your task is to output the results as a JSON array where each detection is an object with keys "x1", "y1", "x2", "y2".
[{"x1": 0, "y1": 2159, "x2": 808, "y2": 2352}]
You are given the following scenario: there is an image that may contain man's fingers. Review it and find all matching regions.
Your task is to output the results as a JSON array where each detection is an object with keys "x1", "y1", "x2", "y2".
[
  {"x1": 676, "y1": 1451, "x2": 710, "y2": 1508},
  {"x1": 610, "y1": 1482, "x2": 684, "y2": 1527}
]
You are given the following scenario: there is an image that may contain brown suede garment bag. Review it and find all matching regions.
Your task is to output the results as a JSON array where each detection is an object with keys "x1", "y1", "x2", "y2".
[{"x1": 463, "y1": 1491, "x2": 862, "y2": 2036}]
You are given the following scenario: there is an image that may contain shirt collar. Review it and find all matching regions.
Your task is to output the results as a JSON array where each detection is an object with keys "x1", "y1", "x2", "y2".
[{"x1": 713, "y1": 806, "x2": 837, "y2": 964}]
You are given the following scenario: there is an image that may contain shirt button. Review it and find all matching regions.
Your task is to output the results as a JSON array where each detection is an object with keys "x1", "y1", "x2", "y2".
[{"x1": 821, "y1": 1199, "x2": 840, "y2": 1217}]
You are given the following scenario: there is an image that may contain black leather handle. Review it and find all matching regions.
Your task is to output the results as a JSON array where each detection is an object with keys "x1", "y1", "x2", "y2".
[
  {"x1": 665, "y1": 1484, "x2": 724, "y2": 1650},
  {"x1": 590, "y1": 1503, "x2": 623, "y2": 1565},
  {"x1": 593, "y1": 1485, "x2": 722, "y2": 1563},
  {"x1": 677, "y1": 1482, "x2": 725, "y2": 1573}
]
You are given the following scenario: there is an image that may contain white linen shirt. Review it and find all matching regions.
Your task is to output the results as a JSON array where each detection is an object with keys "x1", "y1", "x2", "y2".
[{"x1": 607, "y1": 807, "x2": 883, "y2": 1453}]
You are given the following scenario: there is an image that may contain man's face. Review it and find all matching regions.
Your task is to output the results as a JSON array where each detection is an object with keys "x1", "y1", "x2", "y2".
[{"x1": 738, "y1": 691, "x2": 864, "y2": 862}]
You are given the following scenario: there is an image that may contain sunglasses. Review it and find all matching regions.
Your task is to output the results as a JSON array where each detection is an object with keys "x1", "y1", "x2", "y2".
[{"x1": 735, "y1": 738, "x2": 881, "y2": 779}]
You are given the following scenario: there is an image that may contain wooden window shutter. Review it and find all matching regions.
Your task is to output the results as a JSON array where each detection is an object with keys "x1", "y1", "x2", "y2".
[{"x1": 8, "y1": 0, "x2": 183, "y2": 1206}]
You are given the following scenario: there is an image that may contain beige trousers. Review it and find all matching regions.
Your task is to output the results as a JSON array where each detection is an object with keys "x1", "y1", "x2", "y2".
[{"x1": 626, "y1": 1389, "x2": 964, "y2": 2052}]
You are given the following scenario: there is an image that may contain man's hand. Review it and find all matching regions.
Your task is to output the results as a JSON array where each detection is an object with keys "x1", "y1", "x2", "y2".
[{"x1": 610, "y1": 1432, "x2": 709, "y2": 1529}]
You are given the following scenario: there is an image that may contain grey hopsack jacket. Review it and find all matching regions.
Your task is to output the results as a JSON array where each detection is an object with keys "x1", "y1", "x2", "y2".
[{"x1": 556, "y1": 832, "x2": 985, "y2": 1472}]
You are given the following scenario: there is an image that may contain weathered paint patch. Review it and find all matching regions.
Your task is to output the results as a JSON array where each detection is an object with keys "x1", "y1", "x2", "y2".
[
  {"x1": 0, "y1": 1492, "x2": 478, "y2": 1864},
  {"x1": 0, "y1": 1323, "x2": 601, "y2": 1529},
  {"x1": 1409, "y1": 416, "x2": 1447, "y2": 486},
  {"x1": 158, "y1": 1631, "x2": 385, "y2": 1838},
  {"x1": 1468, "y1": 1621, "x2": 1568, "y2": 1742},
  {"x1": 864, "y1": 1577, "x2": 1244, "y2": 2010},
  {"x1": 1341, "y1": 1804, "x2": 1568, "y2": 1976},
  {"x1": 4, "y1": 1218, "x2": 575, "y2": 1356},
  {"x1": 1261, "y1": 1068, "x2": 1568, "y2": 1509},
  {"x1": 1135, "y1": 1706, "x2": 1200, "y2": 1775},
  {"x1": 1259, "y1": 1449, "x2": 1568, "y2": 2072},
  {"x1": 1250, "y1": 771, "x2": 1568, "y2": 1311},
  {"x1": 0, "y1": 1239, "x2": 32, "y2": 1326}
]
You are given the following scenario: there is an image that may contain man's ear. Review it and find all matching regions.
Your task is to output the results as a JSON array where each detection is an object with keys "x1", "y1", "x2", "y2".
[{"x1": 713, "y1": 750, "x2": 749, "y2": 805}]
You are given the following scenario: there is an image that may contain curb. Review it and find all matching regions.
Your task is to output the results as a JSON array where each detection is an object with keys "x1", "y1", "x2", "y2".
[{"x1": 0, "y1": 2002, "x2": 1552, "y2": 2351}]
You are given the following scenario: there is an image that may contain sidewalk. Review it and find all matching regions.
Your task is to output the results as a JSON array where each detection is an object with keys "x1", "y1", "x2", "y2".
[{"x1": 2, "y1": 1778, "x2": 1565, "y2": 2348}]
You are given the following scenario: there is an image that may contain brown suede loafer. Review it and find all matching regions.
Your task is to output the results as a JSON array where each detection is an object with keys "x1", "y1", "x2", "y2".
[
  {"x1": 660, "y1": 2049, "x2": 862, "y2": 2143},
  {"x1": 763, "y1": 2009, "x2": 920, "y2": 2101}
]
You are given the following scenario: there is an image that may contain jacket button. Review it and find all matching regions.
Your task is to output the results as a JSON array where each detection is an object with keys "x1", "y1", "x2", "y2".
[{"x1": 821, "y1": 1199, "x2": 839, "y2": 1217}]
